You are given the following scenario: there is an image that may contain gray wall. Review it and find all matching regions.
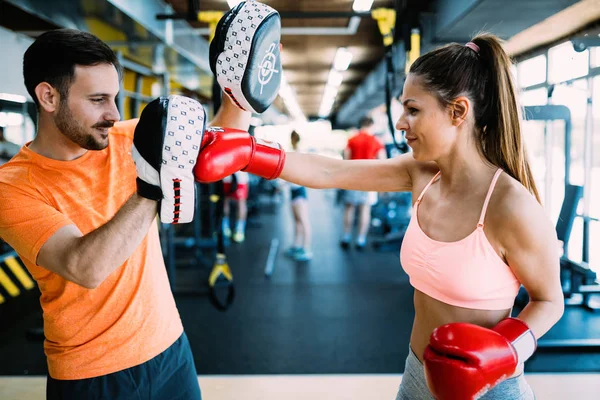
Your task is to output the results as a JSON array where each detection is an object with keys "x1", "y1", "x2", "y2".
[{"x1": 0, "y1": 26, "x2": 33, "y2": 100}]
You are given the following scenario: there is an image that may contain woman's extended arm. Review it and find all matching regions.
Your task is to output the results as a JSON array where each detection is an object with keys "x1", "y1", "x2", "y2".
[{"x1": 280, "y1": 151, "x2": 417, "y2": 193}]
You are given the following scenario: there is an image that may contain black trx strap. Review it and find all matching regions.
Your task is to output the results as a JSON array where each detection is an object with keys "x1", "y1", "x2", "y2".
[
  {"x1": 207, "y1": 40, "x2": 234, "y2": 311},
  {"x1": 373, "y1": 6, "x2": 408, "y2": 154},
  {"x1": 207, "y1": 179, "x2": 235, "y2": 311}
]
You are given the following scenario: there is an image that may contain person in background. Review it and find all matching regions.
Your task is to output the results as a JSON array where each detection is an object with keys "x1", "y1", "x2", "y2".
[
  {"x1": 285, "y1": 130, "x2": 312, "y2": 261},
  {"x1": 340, "y1": 116, "x2": 387, "y2": 250},
  {"x1": 222, "y1": 171, "x2": 250, "y2": 243}
]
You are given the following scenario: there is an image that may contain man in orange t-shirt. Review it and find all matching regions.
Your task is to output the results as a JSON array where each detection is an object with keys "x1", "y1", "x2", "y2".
[
  {"x1": 340, "y1": 116, "x2": 386, "y2": 250},
  {"x1": 0, "y1": 30, "x2": 250, "y2": 399}
]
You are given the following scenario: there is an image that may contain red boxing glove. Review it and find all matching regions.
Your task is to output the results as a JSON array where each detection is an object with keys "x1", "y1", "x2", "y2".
[
  {"x1": 193, "y1": 127, "x2": 285, "y2": 183},
  {"x1": 423, "y1": 318, "x2": 537, "y2": 400}
]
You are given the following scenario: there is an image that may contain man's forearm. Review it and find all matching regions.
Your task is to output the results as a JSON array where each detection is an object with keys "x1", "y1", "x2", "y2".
[
  {"x1": 71, "y1": 193, "x2": 158, "y2": 288},
  {"x1": 210, "y1": 94, "x2": 252, "y2": 130}
]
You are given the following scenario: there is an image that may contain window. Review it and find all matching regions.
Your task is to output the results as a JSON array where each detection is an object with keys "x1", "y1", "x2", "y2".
[
  {"x1": 553, "y1": 80, "x2": 588, "y2": 187},
  {"x1": 588, "y1": 76, "x2": 600, "y2": 272},
  {"x1": 517, "y1": 55, "x2": 546, "y2": 88},
  {"x1": 568, "y1": 216, "x2": 583, "y2": 264},
  {"x1": 548, "y1": 42, "x2": 589, "y2": 84},
  {"x1": 551, "y1": 79, "x2": 590, "y2": 262},
  {"x1": 591, "y1": 76, "x2": 600, "y2": 220},
  {"x1": 0, "y1": 112, "x2": 34, "y2": 145},
  {"x1": 591, "y1": 47, "x2": 600, "y2": 68},
  {"x1": 520, "y1": 88, "x2": 548, "y2": 106},
  {"x1": 521, "y1": 118, "x2": 565, "y2": 222},
  {"x1": 590, "y1": 221, "x2": 599, "y2": 274}
]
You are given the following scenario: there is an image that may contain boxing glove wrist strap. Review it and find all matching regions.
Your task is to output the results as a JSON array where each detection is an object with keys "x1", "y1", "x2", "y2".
[
  {"x1": 243, "y1": 138, "x2": 286, "y2": 180},
  {"x1": 493, "y1": 318, "x2": 537, "y2": 363},
  {"x1": 136, "y1": 177, "x2": 163, "y2": 201}
]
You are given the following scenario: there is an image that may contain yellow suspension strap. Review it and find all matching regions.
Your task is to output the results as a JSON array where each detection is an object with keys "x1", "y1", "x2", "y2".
[
  {"x1": 405, "y1": 28, "x2": 421, "y2": 74},
  {"x1": 371, "y1": 8, "x2": 396, "y2": 47},
  {"x1": 208, "y1": 253, "x2": 235, "y2": 311},
  {"x1": 208, "y1": 181, "x2": 235, "y2": 311}
]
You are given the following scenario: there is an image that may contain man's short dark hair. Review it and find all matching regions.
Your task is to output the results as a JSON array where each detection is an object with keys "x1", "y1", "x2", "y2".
[
  {"x1": 358, "y1": 116, "x2": 374, "y2": 129},
  {"x1": 23, "y1": 29, "x2": 122, "y2": 107}
]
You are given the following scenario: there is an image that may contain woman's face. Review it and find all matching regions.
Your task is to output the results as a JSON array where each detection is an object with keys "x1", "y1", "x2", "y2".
[{"x1": 396, "y1": 74, "x2": 457, "y2": 161}]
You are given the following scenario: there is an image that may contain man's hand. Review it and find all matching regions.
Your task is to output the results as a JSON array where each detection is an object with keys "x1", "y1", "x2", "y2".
[
  {"x1": 210, "y1": 0, "x2": 281, "y2": 114},
  {"x1": 132, "y1": 95, "x2": 206, "y2": 223}
]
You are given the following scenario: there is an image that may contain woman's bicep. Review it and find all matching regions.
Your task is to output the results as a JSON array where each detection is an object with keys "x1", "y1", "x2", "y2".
[{"x1": 502, "y1": 196, "x2": 563, "y2": 303}]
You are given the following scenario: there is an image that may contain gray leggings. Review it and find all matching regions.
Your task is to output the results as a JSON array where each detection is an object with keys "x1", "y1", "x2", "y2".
[{"x1": 396, "y1": 347, "x2": 535, "y2": 400}]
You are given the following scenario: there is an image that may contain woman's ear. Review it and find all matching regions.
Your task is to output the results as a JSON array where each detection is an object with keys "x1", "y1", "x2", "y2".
[{"x1": 450, "y1": 96, "x2": 470, "y2": 127}]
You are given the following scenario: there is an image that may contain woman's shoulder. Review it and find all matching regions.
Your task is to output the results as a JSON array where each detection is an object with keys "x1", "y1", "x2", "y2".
[
  {"x1": 408, "y1": 160, "x2": 440, "y2": 194},
  {"x1": 487, "y1": 172, "x2": 550, "y2": 236}
]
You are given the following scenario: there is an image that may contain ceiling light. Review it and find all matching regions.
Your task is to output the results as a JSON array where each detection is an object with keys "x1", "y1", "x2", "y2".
[
  {"x1": 227, "y1": 0, "x2": 243, "y2": 8},
  {"x1": 318, "y1": 97, "x2": 335, "y2": 118},
  {"x1": 333, "y1": 47, "x2": 353, "y2": 71},
  {"x1": 322, "y1": 85, "x2": 338, "y2": 101},
  {"x1": 352, "y1": 0, "x2": 374, "y2": 12},
  {"x1": 327, "y1": 70, "x2": 344, "y2": 87}
]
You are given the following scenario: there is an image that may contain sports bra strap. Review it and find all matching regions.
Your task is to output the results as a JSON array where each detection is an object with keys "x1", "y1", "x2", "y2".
[
  {"x1": 416, "y1": 171, "x2": 441, "y2": 203},
  {"x1": 478, "y1": 169, "x2": 503, "y2": 227}
]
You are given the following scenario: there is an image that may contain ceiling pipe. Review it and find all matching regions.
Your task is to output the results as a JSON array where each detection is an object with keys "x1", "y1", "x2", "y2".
[
  {"x1": 159, "y1": 10, "x2": 372, "y2": 20},
  {"x1": 176, "y1": 14, "x2": 364, "y2": 37},
  {"x1": 280, "y1": 17, "x2": 360, "y2": 35}
]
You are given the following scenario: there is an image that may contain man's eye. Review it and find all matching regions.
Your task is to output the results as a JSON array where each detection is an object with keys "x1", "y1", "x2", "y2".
[{"x1": 91, "y1": 98, "x2": 104, "y2": 103}]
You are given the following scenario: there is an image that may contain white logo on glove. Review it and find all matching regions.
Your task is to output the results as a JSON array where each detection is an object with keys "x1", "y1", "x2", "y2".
[
  {"x1": 206, "y1": 127, "x2": 225, "y2": 133},
  {"x1": 258, "y1": 42, "x2": 279, "y2": 94}
]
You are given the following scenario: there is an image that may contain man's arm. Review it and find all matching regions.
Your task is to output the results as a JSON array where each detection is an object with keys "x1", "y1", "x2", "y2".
[
  {"x1": 37, "y1": 194, "x2": 157, "y2": 289},
  {"x1": 209, "y1": 95, "x2": 252, "y2": 130}
]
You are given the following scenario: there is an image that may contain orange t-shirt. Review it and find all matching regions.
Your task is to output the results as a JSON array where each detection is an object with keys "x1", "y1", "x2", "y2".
[
  {"x1": 0, "y1": 119, "x2": 183, "y2": 379},
  {"x1": 346, "y1": 131, "x2": 384, "y2": 160}
]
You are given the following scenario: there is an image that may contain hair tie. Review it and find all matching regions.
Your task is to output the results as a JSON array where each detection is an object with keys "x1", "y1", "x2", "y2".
[{"x1": 465, "y1": 41, "x2": 480, "y2": 54}]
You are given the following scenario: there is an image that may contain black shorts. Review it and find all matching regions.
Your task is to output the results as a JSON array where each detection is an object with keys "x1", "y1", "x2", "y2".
[
  {"x1": 291, "y1": 186, "x2": 307, "y2": 201},
  {"x1": 47, "y1": 332, "x2": 201, "y2": 400}
]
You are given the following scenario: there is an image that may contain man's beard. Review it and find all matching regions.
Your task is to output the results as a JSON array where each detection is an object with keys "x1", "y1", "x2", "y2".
[{"x1": 54, "y1": 99, "x2": 112, "y2": 151}]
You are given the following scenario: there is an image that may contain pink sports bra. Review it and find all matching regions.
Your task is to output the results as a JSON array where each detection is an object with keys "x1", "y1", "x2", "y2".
[{"x1": 400, "y1": 169, "x2": 520, "y2": 310}]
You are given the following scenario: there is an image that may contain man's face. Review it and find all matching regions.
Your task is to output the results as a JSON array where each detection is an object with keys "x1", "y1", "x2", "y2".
[{"x1": 55, "y1": 64, "x2": 120, "y2": 150}]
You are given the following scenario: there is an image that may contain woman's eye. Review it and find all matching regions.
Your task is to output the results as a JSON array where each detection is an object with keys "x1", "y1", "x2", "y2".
[{"x1": 409, "y1": 108, "x2": 418, "y2": 115}]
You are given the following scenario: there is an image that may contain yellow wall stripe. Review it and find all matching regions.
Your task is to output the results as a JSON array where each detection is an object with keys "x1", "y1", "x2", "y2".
[
  {"x1": 0, "y1": 268, "x2": 20, "y2": 297},
  {"x1": 0, "y1": 292, "x2": 4, "y2": 304},
  {"x1": 4, "y1": 257, "x2": 34, "y2": 290}
]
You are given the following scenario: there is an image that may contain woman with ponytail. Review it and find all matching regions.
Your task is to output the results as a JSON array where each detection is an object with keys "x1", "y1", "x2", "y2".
[{"x1": 208, "y1": 31, "x2": 564, "y2": 399}]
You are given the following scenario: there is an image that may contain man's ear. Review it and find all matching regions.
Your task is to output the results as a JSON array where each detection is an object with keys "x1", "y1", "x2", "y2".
[
  {"x1": 35, "y1": 83, "x2": 60, "y2": 113},
  {"x1": 449, "y1": 96, "x2": 470, "y2": 127}
]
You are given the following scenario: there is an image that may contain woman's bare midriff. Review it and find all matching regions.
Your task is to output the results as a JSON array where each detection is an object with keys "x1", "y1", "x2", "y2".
[{"x1": 410, "y1": 289, "x2": 524, "y2": 378}]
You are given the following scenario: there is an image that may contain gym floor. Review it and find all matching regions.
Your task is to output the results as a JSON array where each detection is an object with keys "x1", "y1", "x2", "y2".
[{"x1": 1, "y1": 189, "x2": 599, "y2": 398}]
